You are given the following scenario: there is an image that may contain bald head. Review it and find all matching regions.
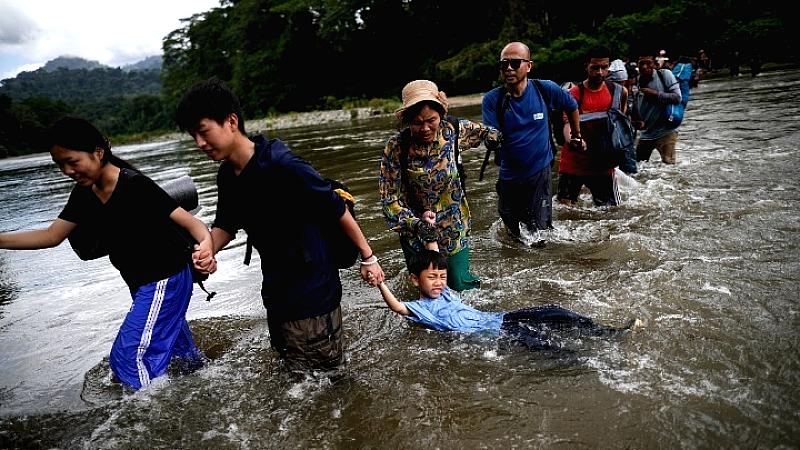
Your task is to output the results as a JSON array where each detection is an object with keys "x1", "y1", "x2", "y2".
[{"x1": 501, "y1": 42, "x2": 531, "y2": 60}]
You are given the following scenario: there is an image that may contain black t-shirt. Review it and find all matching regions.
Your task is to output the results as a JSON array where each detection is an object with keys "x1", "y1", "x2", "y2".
[
  {"x1": 59, "y1": 168, "x2": 186, "y2": 289},
  {"x1": 212, "y1": 136, "x2": 346, "y2": 322}
]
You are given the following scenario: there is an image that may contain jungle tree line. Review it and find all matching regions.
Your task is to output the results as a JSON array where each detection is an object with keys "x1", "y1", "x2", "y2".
[
  {"x1": 161, "y1": 0, "x2": 793, "y2": 120},
  {"x1": 0, "y1": 0, "x2": 793, "y2": 157}
]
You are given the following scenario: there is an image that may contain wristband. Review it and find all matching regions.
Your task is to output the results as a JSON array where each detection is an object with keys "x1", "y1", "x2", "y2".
[
  {"x1": 361, "y1": 253, "x2": 374, "y2": 261},
  {"x1": 360, "y1": 256, "x2": 378, "y2": 266}
]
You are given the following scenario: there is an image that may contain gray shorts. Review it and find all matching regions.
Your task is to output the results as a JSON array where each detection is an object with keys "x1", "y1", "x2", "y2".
[{"x1": 269, "y1": 306, "x2": 345, "y2": 372}]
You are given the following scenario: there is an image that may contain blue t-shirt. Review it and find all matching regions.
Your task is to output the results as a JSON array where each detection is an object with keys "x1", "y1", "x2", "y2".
[
  {"x1": 482, "y1": 79, "x2": 578, "y2": 183},
  {"x1": 404, "y1": 287, "x2": 504, "y2": 333}
]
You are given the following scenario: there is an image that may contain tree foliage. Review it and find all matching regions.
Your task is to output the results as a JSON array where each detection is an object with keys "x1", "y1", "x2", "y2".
[{"x1": 0, "y1": 0, "x2": 794, "y2": 157}]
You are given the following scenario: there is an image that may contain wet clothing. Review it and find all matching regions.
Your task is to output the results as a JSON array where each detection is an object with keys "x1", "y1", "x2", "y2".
[
  {"x1": 380, "y1": 119, "x2": 498, "y2": 291},
  {"x1": 482, "y1": 79, "x2": 578, "y2": 235},
  {"x1": 59, "y1": 169, "x2": 202, "y2": 389},
  {"x1": 636, "y1": 131, "x2": 678, "y2": 164},
  {"x1": 560, "y1": 82, "x2": 617, "y2": 177},
  {"x1": 212, "y1": 135, "x2": 348, "y2": 368},
  {"x1": 403, "y1": 287, "x2": 615, "y2": 350},
  {"x1": 399, "y1": 237, "x2": 479, "y2": 291},
  {"x1": 495, "y1": 165, "x2": 553, "y2": 237},
  {"x1": 59, "y1": 168, "x2": 188, "y2": 290},
  {"x1": 635, "y1": 69, "x2": 682, "y2": 141},
  {"x1": 557, "y1": 172, "x2": 621, "y2": 207},
  {"x1": 380, "y1": 119, "x2": 499, "y2": 256},
  {"x1": 269, "y1": 305, "x2": 345, "y2": 372},
  {"x1": 109, "y1": 263, "x2": 202, "y2": 389},
  {"x1": 557, "y1": 82, "x2": 620, "y2": 206},
  {"x1": 404, "y1": 287, "x2": 504, "y2": 332},
  {"x1": 213, "y1": 135, "x2": 346, "y2": 323},
  {"x1": 482, "y1": 79, "x2": 578, "y2": 182}
]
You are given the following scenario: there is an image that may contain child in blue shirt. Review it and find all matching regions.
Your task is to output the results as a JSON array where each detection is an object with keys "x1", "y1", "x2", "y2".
[{"x1": 373, "y1": 212, "x2": 640, "y2": 349}]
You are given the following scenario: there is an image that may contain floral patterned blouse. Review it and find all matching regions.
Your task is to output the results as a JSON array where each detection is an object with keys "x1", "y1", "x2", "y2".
[{"x1": 379, "y1": 119, "x2": 500, "y2": 255}]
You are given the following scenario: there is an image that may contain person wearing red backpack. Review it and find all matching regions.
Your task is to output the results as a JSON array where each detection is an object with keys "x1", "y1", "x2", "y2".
[{"x1": 558, "y1": 45, "x2": 630, "y2": 207}]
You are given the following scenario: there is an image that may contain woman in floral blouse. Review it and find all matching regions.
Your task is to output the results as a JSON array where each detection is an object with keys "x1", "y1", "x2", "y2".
[{"x1": 380, "y1": 80, "x2": 500, "y2": 291}]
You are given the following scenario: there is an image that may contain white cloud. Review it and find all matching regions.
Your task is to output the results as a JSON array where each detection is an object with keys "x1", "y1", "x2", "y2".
[
  {"x1": 0, "y1": 1, "x2": 39, "y2": 45},
  {"x1": 0, "y1": 0, "x2": 221, "y2": 79}
]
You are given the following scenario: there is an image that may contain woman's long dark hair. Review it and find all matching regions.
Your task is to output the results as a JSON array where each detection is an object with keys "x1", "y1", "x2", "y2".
[{"x1": 46, "y1": 117, "x2": 137, "y2": 171}]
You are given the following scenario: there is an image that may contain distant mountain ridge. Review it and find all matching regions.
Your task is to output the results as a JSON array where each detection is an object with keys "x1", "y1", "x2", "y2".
[
  {"x1": 40, "y1": 55, "x2": 163, "y2": 73},
  {"x1": 0, "y1": 55, "x2": 163, "y2": 102}
]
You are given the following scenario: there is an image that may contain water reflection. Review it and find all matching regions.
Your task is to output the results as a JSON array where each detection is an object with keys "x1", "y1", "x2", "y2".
[{"x1": 1, "y1": 69, "x2": 799, "y2": 448}]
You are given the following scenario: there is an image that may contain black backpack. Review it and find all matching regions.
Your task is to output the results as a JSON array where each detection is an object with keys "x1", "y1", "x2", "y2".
[
  {"x1": 241, "y1": 138, "x2": 359, "y2": 270},
  {"x1": 322, "y1": 178, "x2": 359, "y2": 269},
  {"x1": 479, "y1": 79, "x2": 559, "y2": 181},
  {"x1": 576, "y1": 81, "x2": 637, "y2": 173},
  {"x1": 398, "y1": 114, "x2": 465, "y2": 208}
]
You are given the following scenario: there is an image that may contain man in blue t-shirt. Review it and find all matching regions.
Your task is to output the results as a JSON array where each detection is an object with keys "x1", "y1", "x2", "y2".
[{"x1": 482, "y1": 41, "x2": 582, "y2": 243}]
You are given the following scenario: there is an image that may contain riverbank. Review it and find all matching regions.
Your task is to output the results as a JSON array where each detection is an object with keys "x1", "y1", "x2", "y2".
[
  {"x1": 122, "y1": 61, "x2": 800, "y2": 144},
  {"x1": 157, "y1": 93, "x2": 486, "y2": 142}
]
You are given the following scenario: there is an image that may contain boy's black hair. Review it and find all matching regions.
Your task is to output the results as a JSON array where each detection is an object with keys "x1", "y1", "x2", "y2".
[
  {"x1": 408, "y1": 249, "x2": 448, "y2": 277},
  {"x1": 175, "y1": 78, "x2": 246, "y2": 134},
  {"x1": 585, "y1": 45, "x2": 612, "y2": 63}
]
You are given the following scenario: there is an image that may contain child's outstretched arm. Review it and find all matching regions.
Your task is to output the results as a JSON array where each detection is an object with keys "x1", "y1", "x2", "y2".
[
  {"x1": 0, "y1": 218, "x2": 75, "y2": 250},
  {"x1": 377, "y1": 281, "x2": 412, "y2": 316}
]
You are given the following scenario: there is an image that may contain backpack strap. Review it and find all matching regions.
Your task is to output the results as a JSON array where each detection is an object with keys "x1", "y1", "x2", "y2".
[
  {"x1": 479, "y1": 87, "x2": 510, "y2": 181},
  {"x1": 532, "y1": 79, "x2": 558, "y2": 161},
  {"x1": 397, "y1": 127, "x2": 421, "y2": 214},
  {"x1": 605, "y1": 80, "x2": 621, "y2": 110},
  {"x1": 655, "y1": 69, "x2": 677, "y2": 90}
]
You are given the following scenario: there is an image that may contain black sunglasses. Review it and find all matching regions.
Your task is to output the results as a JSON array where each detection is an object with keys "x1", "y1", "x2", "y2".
[{"x1": 499, "y1": 58, "x2": 530, "y2": 70}]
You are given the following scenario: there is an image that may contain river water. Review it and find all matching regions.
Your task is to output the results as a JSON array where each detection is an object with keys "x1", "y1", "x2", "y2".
[{"x1": 1, "y1": 69, "x2": 798, "y2": 449}]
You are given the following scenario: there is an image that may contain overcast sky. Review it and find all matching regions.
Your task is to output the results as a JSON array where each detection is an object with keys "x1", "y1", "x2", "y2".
[{"x1": 0, "y1": 0, "x2": 222, "y2": 81}]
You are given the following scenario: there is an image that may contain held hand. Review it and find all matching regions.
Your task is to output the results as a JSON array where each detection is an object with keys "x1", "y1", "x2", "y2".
[
  {"x1": 192, "y1": 244, "x2": 217, "y2": 275},
  {"x1": 642, "y1": 87, "x2": 659, "y2": 97},
  {"x1": 569, "y1": 136, "x2": 586, "y2": 151},
  {"x1": 421, "y1": 210, "x2": 436, "y2": 226},
  {"x1": 632, "y1": 120, "x2": 645, "y2": 130},
  {"x1": 361, "y1": 260, "x2": 384, "y2": 286}
]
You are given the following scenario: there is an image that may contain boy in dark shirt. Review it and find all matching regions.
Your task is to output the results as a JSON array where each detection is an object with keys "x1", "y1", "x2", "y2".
[{"x1": 176, "y1": 79, "x2": 384, "y2": 372}]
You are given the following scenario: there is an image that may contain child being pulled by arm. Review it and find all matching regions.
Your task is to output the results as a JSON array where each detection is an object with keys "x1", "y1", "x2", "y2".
[{"x1": 371, "y1": 211, "x2": 642, "y2": 348}]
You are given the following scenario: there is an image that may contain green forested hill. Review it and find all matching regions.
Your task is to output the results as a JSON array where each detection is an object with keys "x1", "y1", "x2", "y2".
[
  {"x1": 0, "y1": 65, "x2": 169, "y2": 157},
  {"x1": 1, "y1": 67, "x2": 161, "y2": 101}
]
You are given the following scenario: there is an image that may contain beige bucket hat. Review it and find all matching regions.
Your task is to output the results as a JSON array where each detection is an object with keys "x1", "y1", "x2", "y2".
[{"x1": 395, "y1": 80, "x2": 449, "y2": 120}]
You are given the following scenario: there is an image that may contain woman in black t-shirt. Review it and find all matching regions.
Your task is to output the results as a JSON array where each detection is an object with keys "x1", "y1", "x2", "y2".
[{"x1": 0, "y1": 117, "x2": 214, "y2": 390}]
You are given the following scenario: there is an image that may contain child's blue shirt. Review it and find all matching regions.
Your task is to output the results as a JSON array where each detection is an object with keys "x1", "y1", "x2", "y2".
[{"x1": 404, "y1": 287, "x2": 504, "y2": 333}]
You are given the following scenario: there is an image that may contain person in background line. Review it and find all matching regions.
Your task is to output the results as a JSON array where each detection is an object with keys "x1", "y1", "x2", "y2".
[
  {"x1": 672, "y1": 56, "x2": 693, "y2": 108},
  {"x1": 557, "y1": 45, "x2": 627, "y2": 206},
  {"x1": 632, "y1": 55, "x2": 683, "y2": 165},
  {"x1": 0, "y1": 117, "x2": 212, "y2": 390},
  {"x1": 481, "y1": 41, "x2": 582, "y2": 243},
  {"x1": 656, "y1": 50, "x2": 670, "y2": 70},
  {"x1": 176, "y1": 79, "x2": 384, "y2": 373},
  {"x1": 380, "y1": 80, "x2": 500, "y2": 292}
]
